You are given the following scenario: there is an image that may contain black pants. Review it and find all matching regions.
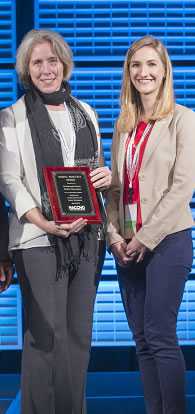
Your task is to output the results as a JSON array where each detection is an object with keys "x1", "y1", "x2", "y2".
[
  {"x1": 117, "y1": 230, "x2": 193, "y2": 414},
  {"x1": 14, "y1": 241, "x2": 101, "y2": 414}
]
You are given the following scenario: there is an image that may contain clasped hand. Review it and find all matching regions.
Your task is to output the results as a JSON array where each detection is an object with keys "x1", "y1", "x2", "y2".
[
  {"x1": 111, "y1": 237, "x2": 147, "y2": 267},
  {"x1": 46, "y1": 218, "x2": 88, "y2": 238}
]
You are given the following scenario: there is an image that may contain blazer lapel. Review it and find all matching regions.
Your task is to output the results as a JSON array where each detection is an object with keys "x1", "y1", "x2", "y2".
[
  {"x1": 141, "y1": 113, "x2": 173, "y2": 169},
  {"x1": 118, "y1": 132, "x2": 128, "y2": 181}
]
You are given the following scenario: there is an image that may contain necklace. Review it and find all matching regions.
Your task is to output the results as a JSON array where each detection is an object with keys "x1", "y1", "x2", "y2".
[{"x1": 48, "y1": 106, "x2": 76, "y2": 165}]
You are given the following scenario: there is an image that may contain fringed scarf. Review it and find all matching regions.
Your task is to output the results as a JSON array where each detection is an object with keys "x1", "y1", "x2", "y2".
[{"x1": 24, "y1": 81, "x2": 100, "y2": 279}]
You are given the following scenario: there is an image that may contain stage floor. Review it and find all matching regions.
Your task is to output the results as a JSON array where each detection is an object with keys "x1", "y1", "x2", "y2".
[{"x1": 1, "y1": 371, "x2": 195, "y2": 414}]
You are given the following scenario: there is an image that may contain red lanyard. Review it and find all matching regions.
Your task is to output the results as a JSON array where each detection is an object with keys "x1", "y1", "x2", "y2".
[{"x1": 125, "y1": 122, "x2": 153, "y2": 202}]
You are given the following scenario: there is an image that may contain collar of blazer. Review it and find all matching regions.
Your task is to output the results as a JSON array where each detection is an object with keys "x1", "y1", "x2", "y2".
[{"x1": 117, "y1": 112, "x2": 173, "y2": 181}]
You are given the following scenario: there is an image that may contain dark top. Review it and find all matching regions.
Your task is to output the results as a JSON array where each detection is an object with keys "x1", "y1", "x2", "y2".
[{"x1": 0, "y1": 193, "x2": 9, "y2": 261}]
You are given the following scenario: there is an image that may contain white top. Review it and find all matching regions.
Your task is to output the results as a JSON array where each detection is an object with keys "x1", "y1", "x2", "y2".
[{"x1": 48, "y1": 104, "x2": 76, "y2": 167}]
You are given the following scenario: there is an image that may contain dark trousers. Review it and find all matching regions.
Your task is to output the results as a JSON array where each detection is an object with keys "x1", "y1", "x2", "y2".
[
  {"x1": 117, "y1": 229, "x2": 193, "y2": 414},
  {"x1": 14, "y1": 241, "x2": 100, "y2": 414}
]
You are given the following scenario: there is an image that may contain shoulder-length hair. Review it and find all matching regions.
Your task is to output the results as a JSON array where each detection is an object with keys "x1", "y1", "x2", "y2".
[
  {"x1": 16, "y1": 29, "x2": 73, "y2": 89},
  {"x1": 117, "y1": 35, "x2": 175, "y2": 133}
]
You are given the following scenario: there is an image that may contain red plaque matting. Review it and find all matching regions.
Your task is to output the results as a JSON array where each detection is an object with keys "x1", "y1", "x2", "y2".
[{"x1": 43, "y1": 166, "x2": 102, "y2": 224}]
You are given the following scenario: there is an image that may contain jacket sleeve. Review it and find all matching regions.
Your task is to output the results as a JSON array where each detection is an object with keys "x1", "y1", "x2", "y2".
[
  {"x1": 136, "y1": 108, "x2": 195, "y2": 250},
  {"x1": 106, "y1": 127, "x2": 125, "y2": 247},
  {"x1": 0, "y1": 193, "x2": 9, "y2": 261},
  {"x1": 0, "y1": 107, "x2": 38, "y2": 220}
]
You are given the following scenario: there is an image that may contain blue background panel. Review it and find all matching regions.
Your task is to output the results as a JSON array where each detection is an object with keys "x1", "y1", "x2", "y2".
[
  {"x1": 0, "y1": 70, "x2": 17, "y2": 108},
  {"x1": 0, "y1": 286, "x2": 22, "y2": 350},
  {"x1": 35, "y1": 0, "x2": 195, "y2": 62},
  {"x1": 0, "y1": 0, "x2": 195, "y2": 349},
  {"x1": 0, "y1": 0, "x2": 16, "y2": 63}
]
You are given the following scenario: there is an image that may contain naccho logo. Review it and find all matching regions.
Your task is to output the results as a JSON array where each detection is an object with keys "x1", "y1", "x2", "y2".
[{"x1": 69, "y1": 205, "x2": 86, "y2": 211}]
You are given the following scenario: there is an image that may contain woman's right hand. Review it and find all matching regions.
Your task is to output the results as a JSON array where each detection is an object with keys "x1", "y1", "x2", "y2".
[
  {"x1": 45, "y1": 218, "x2": 88, "y2": 238},
  {"x1": 111, "y1": 241, "x2": 130, "y2": 267},
  {"x1": 24, "y1": 208, "x2": 87, "y2": 239}
]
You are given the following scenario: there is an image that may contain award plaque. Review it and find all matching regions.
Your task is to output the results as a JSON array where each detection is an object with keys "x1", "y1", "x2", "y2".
[{"x1": 43, "y1": 166, "x2": 102, "y2": 224}]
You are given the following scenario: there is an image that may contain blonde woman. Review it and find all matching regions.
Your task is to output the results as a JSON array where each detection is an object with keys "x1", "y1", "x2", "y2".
[
  {"x1": 106, "y1": 35, "x2": 195, "y2": 414},
  {"x1": 0, "y1": 29, "x2": 111, "y2": 414}
]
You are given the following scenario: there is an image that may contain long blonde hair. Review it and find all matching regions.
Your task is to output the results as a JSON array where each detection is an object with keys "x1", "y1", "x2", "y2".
[{"x1": 117, "y1": 36, "x2": 175, "y2": 133}]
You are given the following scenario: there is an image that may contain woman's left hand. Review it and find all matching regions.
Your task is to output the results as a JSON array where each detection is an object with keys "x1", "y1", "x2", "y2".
[
  {"x1": 126, "y1": 237, "x2": 147, "y2": 263},
  {"x1": 90, "y1": 167, "x2": 111, "y2": 190}
]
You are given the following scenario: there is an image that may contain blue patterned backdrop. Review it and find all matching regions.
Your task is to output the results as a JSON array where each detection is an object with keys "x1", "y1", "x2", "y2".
[{"x1": 0, "y1": 0, "x2": 195, "y2": 349}]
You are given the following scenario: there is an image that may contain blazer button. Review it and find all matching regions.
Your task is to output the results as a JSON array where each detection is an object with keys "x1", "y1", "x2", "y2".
[{"x1": 141, "y1": 197, "x2": 147, "y2": 204}]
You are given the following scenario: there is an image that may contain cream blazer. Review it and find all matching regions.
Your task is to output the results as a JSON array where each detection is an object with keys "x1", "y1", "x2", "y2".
[
  {"x1": 0, "y1": 97, "x2": 101, "y2": 250},
  {"x1": 106, "y1": 104, "x2": 195, "y2": 250}
]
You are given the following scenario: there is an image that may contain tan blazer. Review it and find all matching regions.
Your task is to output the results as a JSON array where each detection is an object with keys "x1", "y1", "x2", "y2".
[{"x1": 106, "y1": 104, "x2": 195, "y2": 250}]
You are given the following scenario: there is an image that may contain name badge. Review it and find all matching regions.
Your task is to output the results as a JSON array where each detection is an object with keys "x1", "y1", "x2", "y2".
[{"x1": 124, "y1": 203, "x2": 137, "y2": 233}]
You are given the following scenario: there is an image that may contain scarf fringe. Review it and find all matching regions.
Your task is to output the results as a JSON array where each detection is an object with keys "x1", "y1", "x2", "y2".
[{"x1": 55, "y1": 229, "x2": 98, "y2": 281}]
